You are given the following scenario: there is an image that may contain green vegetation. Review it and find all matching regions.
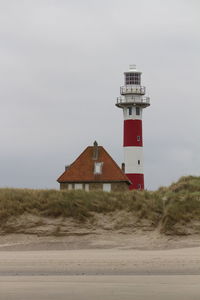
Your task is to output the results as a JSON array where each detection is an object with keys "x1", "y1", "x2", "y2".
[
  {"x1": 157, "y1": 176, "x2": 200, "y2": 234},
  {"x1": 0, "y1": 176, "x2": 200, "y2": 235}
]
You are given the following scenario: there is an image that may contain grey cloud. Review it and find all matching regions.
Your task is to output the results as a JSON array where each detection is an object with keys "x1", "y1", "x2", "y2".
[{"x1": 0, "y1": 0, "x2": 199, "y2": 189}]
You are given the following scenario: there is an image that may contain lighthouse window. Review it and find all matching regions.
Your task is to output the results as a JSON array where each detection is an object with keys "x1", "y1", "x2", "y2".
[
  {"x1": 125, "y1": 73, "x2": 141, "y2": 85},
  {"x1": 138, "y1": 160, "x2": 140, "y2": 165},
  {"x1": 136, "y1": 107, "x2": 140, "y2": 115},
  {"x1": 128, "y1": 107, "x2": 132, "y2": 115},
  {"x1": 137, "y1": 136, "x2": 141, "y2": 141}
]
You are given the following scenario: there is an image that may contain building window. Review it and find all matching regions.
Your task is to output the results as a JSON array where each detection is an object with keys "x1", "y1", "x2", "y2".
[
  {"x1": 137, "y1": 136, "x2": 140, "y2": 141},
  {"x1": 94, "y1": 162, "x2": 103, "y2": 174},
  {"x1": 136, "y1": 107, "x2": 140, "y2": 115},
  {"x1": 125, "y1": 72, "x2": 141, "y2": 85},
  {"x1": 84, "y1": 184, "x2": 89, "y2": 191},
  {"x1": 128, "y1": 107, "x2": 132, "y2": 116},
  {"x1": 103, "y1": 183, "x2": 111, "y2": 192},
  {"x1": 68, "y1": 183, "x2": 72, "y2": 190},
  {"x1": 74, "y1": 183, "x2": 83, "y2": 190},
  {"x1": 137, "y1": 184, "x2": 141, "y2": 190},
  {"x1": 138, "y1": 160, "x2": 140, "y2": 165}
]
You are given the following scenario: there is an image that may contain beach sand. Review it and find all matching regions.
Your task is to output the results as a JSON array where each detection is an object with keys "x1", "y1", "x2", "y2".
[
  {"x1": 0, "y1": 233, "x2": 200, "y2": 299},
  {"x1": 0, "y1": 247, "x2": 200, "y2": 276},
  {"x1": 0, "y1": 275, "x2": 200, "y2": 300}
]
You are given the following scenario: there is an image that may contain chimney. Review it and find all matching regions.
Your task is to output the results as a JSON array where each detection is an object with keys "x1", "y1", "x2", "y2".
[
  {"x1": 121, "y1": 163, "x2": 125, "y2": 173},
  {"x1": 92, "y1": 141, "x2": 98, "y2": 160},
  {"x1": 65, "y1": 165, "x2": 70, "y2": 171}
]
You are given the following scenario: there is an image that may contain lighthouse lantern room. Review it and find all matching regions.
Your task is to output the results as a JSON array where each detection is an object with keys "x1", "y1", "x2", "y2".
[{"x1": 116, "y1": 65, "x2": 150, "y2": 190}]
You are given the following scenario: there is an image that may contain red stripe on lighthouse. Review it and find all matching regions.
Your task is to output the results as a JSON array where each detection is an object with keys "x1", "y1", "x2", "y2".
[
  {"x1": 123, "y1": 120, "x2": 143, "y2": 147},
  {"x1": 126, "y1": 173, "x2": 144, "y2": 190}
]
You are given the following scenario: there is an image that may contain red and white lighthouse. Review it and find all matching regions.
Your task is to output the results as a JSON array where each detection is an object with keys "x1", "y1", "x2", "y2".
[{"x1": 116, "y1": 65, "x2": 150, "y2": 190}]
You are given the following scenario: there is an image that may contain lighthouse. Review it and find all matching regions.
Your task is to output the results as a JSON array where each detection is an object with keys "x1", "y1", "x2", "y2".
[{"x1": 116, "y1": 65, "x2": 150, "y2": 190}]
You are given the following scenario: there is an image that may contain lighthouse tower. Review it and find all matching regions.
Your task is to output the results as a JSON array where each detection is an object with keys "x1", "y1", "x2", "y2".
[{"x1": 116, "y1": 65, "x2": 150, "y2": 190}]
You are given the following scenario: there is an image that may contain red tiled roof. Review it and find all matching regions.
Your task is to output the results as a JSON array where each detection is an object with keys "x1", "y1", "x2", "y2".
[{"x1": 57, "y1": 145, "x2": 130, "y2": 184}]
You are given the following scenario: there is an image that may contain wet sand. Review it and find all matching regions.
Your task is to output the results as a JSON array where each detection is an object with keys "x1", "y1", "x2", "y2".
[
  {"x1": 0, "y1": 247, "x2": 200, "y2": 299},
  {"x1": 1, "y1": 275, "x2": 200, "y2": 300}
]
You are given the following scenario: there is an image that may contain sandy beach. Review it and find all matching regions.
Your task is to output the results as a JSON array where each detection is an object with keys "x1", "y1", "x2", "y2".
[
  {"x1": 0, "y1": 247, "x2": 200, "y2": 276},
  {"x1": 0, "y1": 275, "x2": 200, "y2": 300},
  {"x1": 0, "y1": 233, "x2": 200, "y2": 299}
]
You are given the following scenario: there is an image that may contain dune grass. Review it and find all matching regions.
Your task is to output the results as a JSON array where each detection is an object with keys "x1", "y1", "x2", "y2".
[
  {"x1": 0, "y1": 176, "x2": 200, "y2": 234},
  {"x1": 0, "y1": 188, "x2": 160, "y2": 221},
  {"x1": 157, "y1": 176, "x2": 200, "y2": 233}
]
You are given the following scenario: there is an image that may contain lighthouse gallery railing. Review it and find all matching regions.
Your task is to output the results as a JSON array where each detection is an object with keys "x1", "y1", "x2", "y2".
[{"x1": 116, "y1": 96, "x2": 150, "y2": 105}]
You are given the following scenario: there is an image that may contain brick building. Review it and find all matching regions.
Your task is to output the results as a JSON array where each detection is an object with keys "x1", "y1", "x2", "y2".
[{"x1": 57, "y1": 142, "x2": 130, "y2": 192}]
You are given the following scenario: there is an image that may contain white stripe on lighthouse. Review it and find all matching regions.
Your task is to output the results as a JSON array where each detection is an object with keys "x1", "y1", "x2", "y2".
[
  {"x1": 124, "y1": 147, "x2": 143, "y2": 174},
  {"x1": 123, "y1": 106, "x2": 143, "y2": 121}
]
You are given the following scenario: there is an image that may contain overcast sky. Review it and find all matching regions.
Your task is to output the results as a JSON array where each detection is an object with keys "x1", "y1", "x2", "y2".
[{"x1": 0, "y1": 0, "x2": 199, "y2": 190}]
